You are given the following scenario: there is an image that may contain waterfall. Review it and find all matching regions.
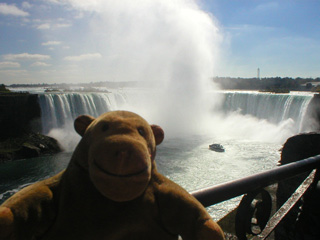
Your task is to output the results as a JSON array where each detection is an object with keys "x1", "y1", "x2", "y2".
[
  {"x1": 222, "y1": 92, "x2": 312, "y2": 133},
  {"x1": 38, "y1": 92, "x2": 126, "y2": 134},
  {"x1": 38, "y1": 91, "x2": 313, "y2": 136}
]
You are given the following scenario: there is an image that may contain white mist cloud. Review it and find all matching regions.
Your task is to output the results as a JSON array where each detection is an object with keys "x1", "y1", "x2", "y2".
[
  {"x1": 29, "y1": 0, "x2": 223, "y2": 136},
  {"x1": 206, "y1": 112, "x2": 296, "y2": 144},
  {"x1": 56, "y1": 0, "x2": 222, "y2": 135},
  {"x1": 59, "y1": 0, "x2": 221, "y2": 81},
  {"x1": 48, "y1": 128, "x2": 80, "y2": 152},
  {"x1": 0, "y1": 3, "x2": 29, "y2": 17}
]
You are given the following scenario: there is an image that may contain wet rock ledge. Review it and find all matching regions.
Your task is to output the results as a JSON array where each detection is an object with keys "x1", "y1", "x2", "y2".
[{"x1": 0, "y1": 132, "x2": 62, "y2": 163}]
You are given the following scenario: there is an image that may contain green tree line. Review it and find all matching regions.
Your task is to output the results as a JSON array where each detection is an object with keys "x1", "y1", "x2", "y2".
[{"x1": 213, "y1": 77, "x2": 320, "y2": 92}]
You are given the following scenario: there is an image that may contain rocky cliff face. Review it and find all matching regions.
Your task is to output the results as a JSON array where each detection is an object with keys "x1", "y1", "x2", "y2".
[
  {"x1": 303, "y1": 93, "x2": 320, "y2": 132},
  {"x1": 0, "y1": 93, "x2": 42, "y2": 140},
  {"x1": 0, "y1": 93, "x2": 61, "y2": 162},
  {"x1": 276, "y1": 133, "x2": 320, "y2": 239}
]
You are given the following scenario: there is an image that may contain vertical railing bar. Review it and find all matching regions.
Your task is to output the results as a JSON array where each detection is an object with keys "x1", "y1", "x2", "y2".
[{"x1": 251, "y1": 169, "x2": 317, "y2": 240}]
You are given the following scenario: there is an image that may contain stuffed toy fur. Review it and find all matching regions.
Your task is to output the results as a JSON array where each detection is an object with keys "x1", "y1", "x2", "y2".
[{"x1": 0, "y1": 111, "x2": 224, "y2": 240}]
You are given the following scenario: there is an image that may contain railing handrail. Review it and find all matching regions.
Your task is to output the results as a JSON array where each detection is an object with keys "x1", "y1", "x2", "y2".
[{"x1": 191, "y1": 154, "x2": 320, "y2": 207}]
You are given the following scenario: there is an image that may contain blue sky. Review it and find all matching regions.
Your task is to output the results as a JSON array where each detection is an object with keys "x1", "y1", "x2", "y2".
[
  {"x1": 0, "y1": 0, "x2": 319, "y2": 84},
  {"x1": 202, "y1": 0, "x2": 320, "y2": 79}
]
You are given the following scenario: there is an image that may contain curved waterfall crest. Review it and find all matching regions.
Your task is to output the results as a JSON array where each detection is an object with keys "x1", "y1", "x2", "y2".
[
  {"x1": 38, "y1": 91, "x2": 313, "y2": 136},
  {"x1": 222, "y1": 92, "x2": 312, "y2": 132},
  {"x1": 38, "y1": 92, "x2": 126, "y2": 134}
]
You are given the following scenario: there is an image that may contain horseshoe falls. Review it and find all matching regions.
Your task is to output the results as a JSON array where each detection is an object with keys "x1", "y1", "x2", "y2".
[
  {"x1": 221, "y1": 92, "x2": 312, "y2": 133},
  {"x1": 38, "y1": 90, "x2": 313, "y2": 145}
]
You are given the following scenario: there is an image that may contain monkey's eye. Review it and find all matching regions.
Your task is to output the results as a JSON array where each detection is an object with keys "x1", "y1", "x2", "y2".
[
  {"x1": 137, "y1": 127, "x2": 145, "y2": 137},
  {"x1": 101, "y1": 124, "x2": 109, "y2": 132}
]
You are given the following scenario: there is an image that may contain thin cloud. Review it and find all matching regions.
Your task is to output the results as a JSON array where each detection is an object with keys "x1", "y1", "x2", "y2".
[
  {"x1": 226, "y1": 24, "x2": 275, "y2": 33},
  {"x1": 37, "y1": 23, "x2": 51, "y2": 30},
  {"x1": 22, "y1": 2, "x2": 32, "y2": 9},
  {"x1": 36, "y1": 22, "x2": 72, "y2": 30},
  {"x1": 42, "y1": 41, "x2": 62, "y2": 46},
  {"x1": 254, "y1": 2, "x2": 279, "y2": 12},
  {"x1": 64, "y1": 53, "x2": 102, "y2": 61},
  {"x1": 46, "y1": 0, "x2": 64, "y2": 4},
  {"x1": 55, "y1": 23, "x2": 72, "y2": 28},
  {"x1": 3, "y1": 53, "x2": 51, "y2": 61},
  {"x1": 0, "y1": 3, "x2": 29, "y2": 17},
  {"x1": 31, "y1": 62, "x2": 52, "y2": 67},
  {"x1": 0, "y1": 69, "x2": 28, "y2": 76},
  {"x1": 0, "y1": 61, "x2": 21, "y2": 68}
]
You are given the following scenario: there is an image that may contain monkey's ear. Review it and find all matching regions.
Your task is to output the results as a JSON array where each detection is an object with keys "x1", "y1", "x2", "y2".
[
  {"x1": 74, "y1": 115, "x2": 95, "y2": 136},
  {"x1": 151, "y1": 125, "x2": 164, "y2": 145}
]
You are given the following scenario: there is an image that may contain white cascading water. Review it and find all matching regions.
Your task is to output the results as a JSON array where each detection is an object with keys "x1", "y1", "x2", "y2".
[
  {"x1": 38, "y1": 92, "x2": 126, "y2": 150},
  {"x1": 39, "y1": 93, "x2": 126, "y2": 133},
  {"x1": 221, "y1": 92, "x2": 312, "y2": 132},
  {"x1": 38, "y1": 91, "x2": 313, "y2": 150}
]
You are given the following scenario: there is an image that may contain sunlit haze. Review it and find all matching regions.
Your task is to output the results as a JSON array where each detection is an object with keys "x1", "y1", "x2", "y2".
[{"x1": 0, "y1": 0, "x2": 319, "y2": 84}]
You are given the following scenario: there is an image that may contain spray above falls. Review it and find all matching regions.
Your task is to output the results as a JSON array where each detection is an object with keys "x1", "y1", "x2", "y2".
[
  {"x1": 59, "y1": 0, "x2": 223, "y2": 136},
  {"x1": 40, "y1": 1, "x2": 311, "y2": 146}
]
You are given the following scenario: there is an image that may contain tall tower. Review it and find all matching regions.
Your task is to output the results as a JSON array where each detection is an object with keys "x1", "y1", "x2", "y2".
[{"x1": 257, "y1": 68, "x2": 260, "y2": 80}]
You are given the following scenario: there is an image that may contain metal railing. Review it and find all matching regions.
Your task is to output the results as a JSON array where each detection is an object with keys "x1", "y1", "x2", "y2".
[{"x1": 191, "y1": 155, "x2": 320, "y2": 240}]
